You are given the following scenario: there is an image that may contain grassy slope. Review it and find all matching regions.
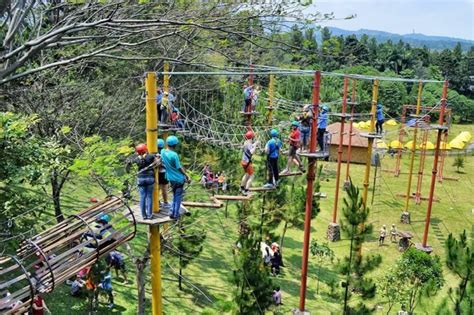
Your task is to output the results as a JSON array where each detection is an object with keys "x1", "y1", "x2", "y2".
[{"x1": 44, "y1": 124, "x2": 473, "y2": 314}]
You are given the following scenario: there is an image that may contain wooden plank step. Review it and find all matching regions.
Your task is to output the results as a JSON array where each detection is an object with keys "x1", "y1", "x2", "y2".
[
  {"x1": 396, "y1": 193, "x2": 440, "y2": 202},
  {"x1": 128, "y1": 205, "x2": 189, "y2": 226},
  {"x1": 214, "y1": 195, "x2": 252, "y2": 201},
  {"x1": 182, "y1": 201, "x2": 222, "y2": 208},
  {"x1": 248, "y1": 186, "x2": 277, "y2": 192},
  {"x1": 279, "y1": 171, "x2": 303, "y2": 177}
]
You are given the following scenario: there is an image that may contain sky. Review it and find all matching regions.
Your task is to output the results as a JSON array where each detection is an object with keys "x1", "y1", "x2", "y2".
[{"x1": 305, "y1": 0, "x2": 474, "y2": 40}]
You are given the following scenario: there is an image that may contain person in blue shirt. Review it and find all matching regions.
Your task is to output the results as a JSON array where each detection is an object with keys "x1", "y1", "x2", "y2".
[
  {"x1": 243, "y1": 85, "x2": 253, "y2": 112},
  {"x1": 317, "y1": 105, "x2": 329, "y2": 151},
  {"x1": 161, "y1": 136, "x2": 190, "y2": 219},
  {"x1": 98, "y1": 268, "x2": 114, "y2": 309},
  {"x1": 263, "y1": 129, "x2": 282, "y2": 188},
  {"x1": 157, "y1": 139, "x2": 170, "y2": 210},
  {"x1": 376, "y1": 103, "x2": 385, "y2": 134}
]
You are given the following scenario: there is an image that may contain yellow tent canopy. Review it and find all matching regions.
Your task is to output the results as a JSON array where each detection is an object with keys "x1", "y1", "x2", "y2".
[
  {"x1": 457, "y1": 131, "x2": 472, "y2": 143},
  {"x1": 385, "y1": 119, "x2": 398, "y2": 126},
  {"x1": 439, "y1": 141, "x2": 451, "y2": 150},
  {"x1": 404, "y1": 140, "x2": 416, "y2": 149},
  {"x1": 376, "y1": 140, "x2": 388, "y2": 149},
  {"x1": 449, "y1": 139, "x2": 465, "y2": 149},
  {"x1": 390, "y1": 140, "x2": 403, "y2": 149},
  {"x1": 419, "y1": 141, "x2": 435, "y2": 150}
]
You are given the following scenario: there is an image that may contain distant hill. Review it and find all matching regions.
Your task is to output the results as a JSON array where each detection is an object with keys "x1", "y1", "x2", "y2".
[{"x1": 324, "y1": 27, "x2": 473, "y2": 51}]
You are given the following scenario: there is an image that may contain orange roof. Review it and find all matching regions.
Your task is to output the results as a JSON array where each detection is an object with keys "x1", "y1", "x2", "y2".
[{"x1": 326, "y1": 122, "x2": 369, "y2": 148}]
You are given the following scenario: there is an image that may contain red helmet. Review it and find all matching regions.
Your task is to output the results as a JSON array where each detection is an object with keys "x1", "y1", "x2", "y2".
[
  {"x1": 245, "y1": 131, "x2": 254, "y2": 139},
  {"x1": 135, "y1": 143, "x2": 147, "y2": 155}
]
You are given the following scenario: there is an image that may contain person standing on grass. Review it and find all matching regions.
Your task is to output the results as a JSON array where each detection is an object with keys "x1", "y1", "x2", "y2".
[
  {"x1": 272, "y1": 287, "x2": 282, "y2": 306},
  {"x1": 317, "y1": 104, "x2": 329, "y2": 151},
  {"x1": 281, "y1": 121, "x2": 305, "y2": 174},
  {"x1": 106, "y1": 251, "x2": 128, "y2": 284},
  {"x1": 32, "y1": 294, "x2": 49, "y2": 315},
  {"x1": 390, "y1": 224, "x2": 397, "y2": 242},
  {"x1": 379, "y1": 224, "x2": 387, "y2": 246},
  {"x1": 98, "y1": 268, "x2": 114, "y2": 309},
  {"x1": 271, "y1": 247, "x2": 283, "y2": 276},
  {"x1": 240, "y1": 130, "x2": 259, "y2": 195},
  {"x1": 264, "y1": 129, "x2": 282, "y2": 188},
  {"x1": 157, "y1": 138, "x2": 170, "y2": 210},
  {"x1": 161, "y1": 136, "x2": 191, "y2": 220},
  {"x1": 376, "y1": 103, "x2": 385, "y2": 135}
]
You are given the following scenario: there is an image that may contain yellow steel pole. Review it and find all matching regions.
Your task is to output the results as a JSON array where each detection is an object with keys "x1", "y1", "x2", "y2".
[
  {"x1": 361, "y1": 79, "x2": 379, "y2": 207},
  {"x1": 145, "y1": 72, "x2": 163, "y2": 315},
  {"x1": 404, "y1": 81, "x2": 423, "y2": 212},
  {"x1": 267, "y1": 74, "x2": 274, "y2": 125},
  {"x1": 161, "y1": 62, "x2": 170, "y2": 231}
]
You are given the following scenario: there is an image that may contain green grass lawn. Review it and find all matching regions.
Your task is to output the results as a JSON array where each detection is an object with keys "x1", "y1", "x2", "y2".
[{"x1": 42, "y1": 124, "x2": 473, "y2": 314}]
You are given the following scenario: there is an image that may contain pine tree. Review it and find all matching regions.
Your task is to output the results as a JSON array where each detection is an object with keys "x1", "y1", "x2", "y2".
[
  {"x1": 444, "y1": 229, "x2": 473, "y2": 315},
  {"x1": 339, "y1": 178, "x2": 382, "y2": 314}
]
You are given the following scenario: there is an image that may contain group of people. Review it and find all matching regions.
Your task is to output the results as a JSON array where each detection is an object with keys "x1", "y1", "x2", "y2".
[
  {"x1": 131, "y1": 135, "x2": 190, "y2": 220},
  {"x1": 378, "y1": 223, "x2": 398, "y2": 246},
  {"x1": 200, "y1": 164, "x2": 227, "y2": 191},
  {"x1": 261, "y1": 242, "x2": 284, "y2": 276},
  {"x1": 156, "y1": 88, "x2": 185, "y2": 129},
  {"x1": 238, "y1": 103, "x2": 331, "y2": 194}
]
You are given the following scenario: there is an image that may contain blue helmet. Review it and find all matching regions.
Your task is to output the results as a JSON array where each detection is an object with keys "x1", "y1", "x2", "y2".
[
  {"x1": 322, "y1": 105, "x2": 329, "y2": 112},
  {"x1": 291, "y1": 121, "x2": 299, "y2": 127},
  {"x1": 377, "y1": 103, "x2": 382, "y2": 109},
  {"x1": 157, "y1": 138, "x2": 165, "y2": 149},
  {"x1": 166, "y1": 135, "x2": 179, "y2": 146},
  {"x1": 99, "y1": 214, "x2": 110, "y2": 224},
  {"x1": 270, "y1": 129, "x2": 279, "y2": 137}
]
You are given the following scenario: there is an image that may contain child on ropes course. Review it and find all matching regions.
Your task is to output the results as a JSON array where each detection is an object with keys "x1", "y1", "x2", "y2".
[
  {"x1": 299, "y1": 104, "x2": 313, "y2": 152},
  {"x1": 317, "y1": 105, "x2": 329, "y2": 151},
  {"x1": 264, "y1": 129, "x2": 282, "y2": 189},
  {"x1": 281, "y1": 121, "x2": 305, "y2": 174},
  {"x1": 251, "y1": 85, "x2": 261, "y2": 112},
  {"x1": 171, "y1": 107, "x2": 185, "y2": 129},
  {"x1": 161, "y1": 136, "x2": 191, "y2": 220},
  {"x1": 376, "y1": 103, "x2": 385, "y2": 134},
  {"x1": 130, "y1": 143, "x2": 160, "y2": 220},
  {"x1": 240, "y1": 130, "x2": 259, "y2": 195},
  {"x1": 157, "y1": 139, "x2": 170, "y2": 210},
  {"x1": 243, "y1": 85, "x2": 253, "y2": 113}
]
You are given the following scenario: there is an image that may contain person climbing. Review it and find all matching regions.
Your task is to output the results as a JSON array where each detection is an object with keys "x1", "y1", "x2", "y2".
[
  {"x1": 161, "y1": 136, "x2": 191, "y2": 220},
  {"x1": 317, "y1": 104, "x2": 329, "y2": 151},
  {"x1": 379, "y1": 224, "x2": 387, "y2": 246},
  {"x1": 251, "y1": 85, "x2": 261, "y2": 112},
  {"x1": 376, "y1": 103, "x2": 385, "y2": 135},
  {"x1": 157, "y1": 139, "x2": 170, "y2": 210},
  {"x1": 98, "y1": 268, "x2": 114, "y2": 309},
  {"x1": 159, "y1": 91, "x2": 175, "y2": 124},
  {"x1": 272, "y1": 287, "x2": 282, "y2": 306},
  {"x1": 281, "y1": 121, "x2": 305, "y2": 174},
  {"x1": 264, "y1": 129, "x2": 282, "y2": 188},
  {"x1": 299, "y1": 104, "x2": 313, "y2": 152},
  {"x1": 130, "y1": 143, "x2": 159, "y2": 219},
  {"x1": 240, "y1": 130, "x2": 259, "y2": 195},
  {"x1": 106, "y1": 251, "x2": 128, "y2": 284},
  {"x1": 390, "y1": 224, "x2": 397, "y2": 243},
  {"x1": 243, "y1": 84, "x2": 253, "y2": 113}
]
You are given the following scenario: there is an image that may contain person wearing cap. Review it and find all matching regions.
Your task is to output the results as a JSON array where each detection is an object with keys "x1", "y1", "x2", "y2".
[
  {"x1": 281, "y1": 121, "x2": 304, "y2": 174},
  {"x1": 390, "y1": 224, "x2": 397, "y2": 242},
  {"x1": 299, "y1": 104, "x2": 313, "y2": 152},
  {"x1": 376, "y1": 103, "x2": 385, "y2": 134},
  {"x1": 240, "y1": 130, "x2": 259, "y2": 195},
  {"x1": 161, "y1": 136, "x2": 190, "y2": 219},
  {"x1": 379, "y1": 224, "x2": 387, "y2": 246},
  {"x1": 317, "y1": 105, "x2": 329, "y2": 151},
  {"x1": 130, "y1": 143, "x2": 160, "y2": 219},
  {"x1": 264, "y1": 129, "x2": 282, "y2": 188},
  {"x1": 157, "y1": 139, "x2": 170, "y2": 210}
]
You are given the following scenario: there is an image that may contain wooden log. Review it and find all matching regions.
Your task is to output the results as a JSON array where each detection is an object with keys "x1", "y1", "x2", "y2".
[
  {"x1": 182, "y1": 201, "x2": 222, "y2": 208},
  {"x1": 248, "y1": 186, "x2": 277, "y2": 192},
  {"x1": 214, "y1": 195, "x2": 252, "y2": 201}
]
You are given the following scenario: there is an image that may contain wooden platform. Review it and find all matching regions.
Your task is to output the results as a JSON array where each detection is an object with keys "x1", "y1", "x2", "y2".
[
  {"x1": 214, "y1": 195, "x2": 252, "y2": 201},
  {"x1": 239, "y1": 111, "x2": 259, "y2": 115},
  {"x1": 182, "y1": 198, "x2": 223, "y2": 208},
  {"x1": 298, "y1": 151, "x2": 329, "y2": 159},
  {"x1": 360, "y1": 132, "x2": 383, "y2": 139},
  {"x1": 248, "y1": 186, "x2": 277, "y2": 192},
  {"x1": 279, "y1": 171, "x2": 303, "y2": 177},
  {"x1": 128, "y1": 205, "x2": 189, "y2": 226}
]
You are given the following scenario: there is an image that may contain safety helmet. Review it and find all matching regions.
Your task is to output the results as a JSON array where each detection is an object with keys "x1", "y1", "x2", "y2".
[
  {"x1": 172, "y1": 107, "x2": 178, "y2": 112},
  {"x1": 377, "y1": 103, "x2": 382, "y2": 109},
  {"x1": 270, "y1": 129, "x2": 279, "y2": 137},
  {"x1": 291, "y1": 121, "x2": 299, "y2": 127},
  {"x1": 322, "y1": 105, "x2": 329, "y2": 112},
  {"x1": 99, "y1": 214, "x2": 110, "y2": 224},
  {"x1": 245, "y1": 131, "x2": 254, "y2": 139},
  {"x1": 166, "y1": 135, "x2": 179, "y2": 146},
  {"x1": 157, "y1": 139, "x2": 165, "y2": 149},
  {"x1": 135, "y1": 143, "x2": 147, "y2": 155}
]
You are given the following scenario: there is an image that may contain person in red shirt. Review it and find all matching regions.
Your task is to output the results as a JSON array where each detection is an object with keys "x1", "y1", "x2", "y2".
[
  {"x1": 32, "y1": 294, "x2": 49, "y2": 315},
  {"x1": 281, "y1": 121, "x2": 305, "y2": 174}
]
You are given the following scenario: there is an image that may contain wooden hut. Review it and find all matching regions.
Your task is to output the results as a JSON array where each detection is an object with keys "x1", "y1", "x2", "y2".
[{"x1": 327, "y1": 122, "x2": 369, "y2": 164}]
